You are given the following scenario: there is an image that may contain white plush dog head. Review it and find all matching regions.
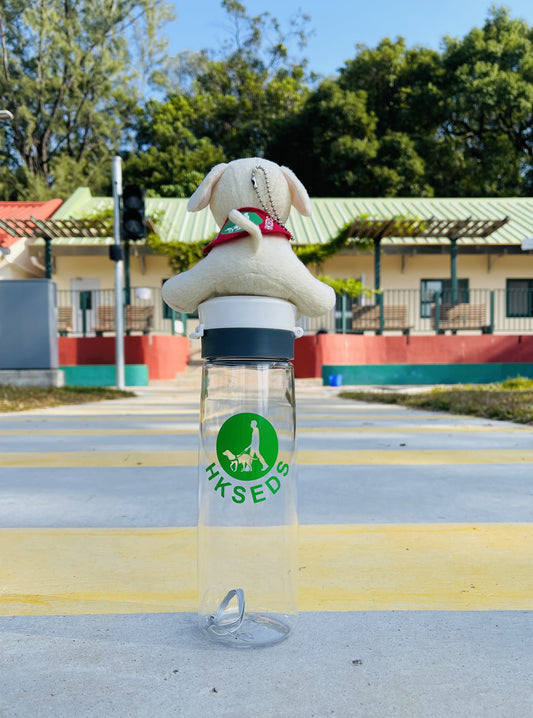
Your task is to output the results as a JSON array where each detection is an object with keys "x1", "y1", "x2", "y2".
[
  {"x1": 162, "y1": 157, "x2": 336, "y2": 317},
  {"x1": 187, "y1": 157, "x2": 312, "y2": 227}
]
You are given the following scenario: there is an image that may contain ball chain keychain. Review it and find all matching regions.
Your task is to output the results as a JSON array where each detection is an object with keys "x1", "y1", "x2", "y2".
[{"x1": 251, "y1": 164, "x2": 292, "y2": 238}]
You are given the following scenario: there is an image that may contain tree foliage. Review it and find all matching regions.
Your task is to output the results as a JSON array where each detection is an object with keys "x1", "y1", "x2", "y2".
[
  {"x1": 2, "y1": 3, "x2": 533, "y2": 202},
  {"x1": 122, "y1": 0, "x2": 311, "y2": 195},
  {"x1": 269, "y1": 6, "x2": 533, "y2": 197},
  {"x1": 435, "y1": 5, "x2": 533, "y2": 195},
  {"x1": 0, "y1": 0, "x2": 174, "y2": 199}
]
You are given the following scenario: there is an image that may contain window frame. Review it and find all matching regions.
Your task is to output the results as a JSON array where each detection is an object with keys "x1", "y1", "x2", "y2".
[
  {"x1": 506, "y1": 278, "x2": 533, "y2": 318},
  {"x1": 419, "y1": 278, "x2": 470, "y2": 319}
]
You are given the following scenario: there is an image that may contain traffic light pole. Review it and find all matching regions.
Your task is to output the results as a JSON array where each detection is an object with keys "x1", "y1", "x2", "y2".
[
  {"x1": 112, "y1": 156, "x2": 125, "y2": 390},
  {"x1": 124, "y1": 239, "x2": 131, "y2": 306}
]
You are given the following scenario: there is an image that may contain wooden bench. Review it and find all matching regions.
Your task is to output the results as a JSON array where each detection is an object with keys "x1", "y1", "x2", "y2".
[
  {"x1": 125, "y1": 305, "x2": 153, "y2": 334},
  {"x1": 57, "y1": 306, "x2": 73, "y2": 335},
  {"x1": 93, "y1": 305, "x2": 115, "y2": 335},
  {"x1": 431, "y1": 303, "x2": 490, "y2": 333},
  {"x1": 352, "y1": 304, "x2": 412, "y2": 335},
  {"x1": 93, "y1": 305, "x2": 154, "y2": 335}
]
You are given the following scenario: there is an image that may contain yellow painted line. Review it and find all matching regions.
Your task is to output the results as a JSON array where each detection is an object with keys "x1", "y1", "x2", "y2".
[
  {"x1": 0, "y1": 424, "x2": 529, "y2": 437},
  {"x1": 0, "y1": 425, "x2": 527, "y2": 437},
  {"x1": 0, "y1": 427, "x2": 199, "y2": 436},
  {"x1": 0, "y1": 406, "x2": 200, "y2": 423},
  {"x1": 301, "y1": 425, "x2": 532, "y2": 434},
  {"x1": 299, "y1": 449, "x2": 533, "y2": 465},
  {"x1": 2, "y1": 449, "x2": 533, "y2": 468},
  {"x1": 0, "y1": 524, "x2": 531, "y2": 615},
  {"x1": 0, "y1": 451, "x2": 198, "y2": 468},
  {"x1": 0, "y1": 411, "x2": 199, "y2": 421},
  {"x1": 299, "y1": 413, "x2": 412, "y2": 420}
]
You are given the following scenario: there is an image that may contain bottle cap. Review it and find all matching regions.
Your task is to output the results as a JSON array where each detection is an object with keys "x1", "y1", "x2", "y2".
[{"x1": 191, "y1": 296, "x2": 303, "y2": 360}]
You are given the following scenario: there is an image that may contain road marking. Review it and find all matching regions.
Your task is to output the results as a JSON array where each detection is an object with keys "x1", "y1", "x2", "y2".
[
  {"x1": 0, "y1": 411, "x2": 199, "y2": 421},
  {"x1": 2, "y1": 449, "x2": 533, "y2": 468},
  {"x1": 299, "y1": 449, "x2": 533, "y2": 465},
  {"x1": 0, "y1": 427, "x2": 199, "y2": 436},
  {"x1": 0, "y1": 424, "x2": 529, "y2": 436},
  {"x1": 0, "y1": 524, "x2": 531, "y2": 615}
]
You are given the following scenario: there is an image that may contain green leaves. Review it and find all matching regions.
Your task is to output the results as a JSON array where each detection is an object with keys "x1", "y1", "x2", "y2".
[
  {"x1": 437, "y1": 6, "x2": 533, "y2": 195},
  {"x1": 3, "y1": 2, "x2": 533, "y2": 201},
  {"x1": 0, "y1": 0, "x2": 174, "y2": 198},
  {"x1": 146, "y1": 236, "x2": 211, "y2": 274}
]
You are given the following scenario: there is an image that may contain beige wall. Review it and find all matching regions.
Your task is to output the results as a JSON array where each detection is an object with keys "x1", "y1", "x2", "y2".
[
  {"x1": 321, "y1": 251, "x2": 533, "y2": 291},
  {"x1": 7, "y1": 246, "x2": 530, "y2": 295},
  {"x1": 53, "y1": 254, "x2": 173, "y2": 291}
]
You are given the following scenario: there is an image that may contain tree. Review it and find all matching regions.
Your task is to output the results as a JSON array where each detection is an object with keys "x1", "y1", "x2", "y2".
[
  {"x1": 123, "y1": 0, "x2": 311, "y2": 195},
  {"x1": 339, "y1": 38, "x2": 443, "y2": 137},
  {"x1": 268, "y1": 79, "x2": 378, "y2": 195},
  {"x1": 435, "y1": 5, "x2": 533, "y2": 195},
  {"x1": 122, "y1": 95, "x2": 225, "y2": 198},
  {"x1": 0, "y1": 0, "x2": 174, "y2": 199},
  {"x1": 336, "y1": 38, "x2": 440, "y2": 196}
]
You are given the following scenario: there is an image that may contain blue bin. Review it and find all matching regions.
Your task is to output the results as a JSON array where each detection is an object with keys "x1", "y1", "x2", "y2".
[{"x1": 328, "y1": 374, "x2": 343, "y2": 387}]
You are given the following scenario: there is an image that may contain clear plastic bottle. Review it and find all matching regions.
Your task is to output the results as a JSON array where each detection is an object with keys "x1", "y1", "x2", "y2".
[{"x1": 194, "y1": 296, "x2": 301, "y2": 648}]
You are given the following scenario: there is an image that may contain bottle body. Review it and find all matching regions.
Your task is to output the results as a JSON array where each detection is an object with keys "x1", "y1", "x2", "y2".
[{"x1": 198, "y1": 360, "x2": 298, "y2": 648}]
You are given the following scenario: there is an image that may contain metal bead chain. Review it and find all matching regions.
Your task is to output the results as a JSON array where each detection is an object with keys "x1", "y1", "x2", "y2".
[{"x1": 251, "y1": 164, "x2": 291, "y2": 236}]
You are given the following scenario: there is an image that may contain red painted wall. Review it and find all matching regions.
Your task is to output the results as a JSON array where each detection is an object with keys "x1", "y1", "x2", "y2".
[
  {"x1": 293, "y1": 334, "x2": 533, "y2": 378},
  {"x1": 58, "y1": 335, "x2": 189, "y2": 380},
  {"x1": 59, "y1": 334, "x2": 533, "y2": 380}
]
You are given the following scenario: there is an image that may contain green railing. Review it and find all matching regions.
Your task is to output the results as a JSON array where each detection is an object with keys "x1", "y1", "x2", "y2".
[
  {"x1": 57, "y1": 287, "x2": 533, "y2": 336},
  {"x1": 57, "y1": 287, "x2": 190, "y2": 337},
  {"x1": 303, "y1": 288, "x2": 533, "y2": 335}
]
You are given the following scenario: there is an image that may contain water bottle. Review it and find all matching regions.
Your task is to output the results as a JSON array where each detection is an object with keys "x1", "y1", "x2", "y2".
[{"x1": 193, "y1": 296, "x2": 302, "y2": 648}]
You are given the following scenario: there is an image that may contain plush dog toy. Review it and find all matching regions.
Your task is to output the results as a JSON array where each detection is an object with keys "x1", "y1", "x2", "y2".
[{"x1": 161, "y1": 157, "x2": 335, "y2": 317}]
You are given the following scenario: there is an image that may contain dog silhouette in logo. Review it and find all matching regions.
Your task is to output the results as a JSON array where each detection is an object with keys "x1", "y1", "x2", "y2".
[{"x1": 222, "y1": 449, "x2": 253, "y2": 472}]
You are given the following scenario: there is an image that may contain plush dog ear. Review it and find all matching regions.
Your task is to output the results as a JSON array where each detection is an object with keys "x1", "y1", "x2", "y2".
[
  {"x1": 280, "y1": 166, "x2": 312, "y2": 217},
  {"x1": 187, "y1": 163, "x2": 227, "y2": 212}
]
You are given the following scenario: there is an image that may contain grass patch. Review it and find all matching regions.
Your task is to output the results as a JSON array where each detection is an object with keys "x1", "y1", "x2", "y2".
[
  {"x1": 339, "y1": 376, "x2": 533, "y2": 425},
  {"x1": 0, "y1": 385, "x2": 136, "y2": 413}
]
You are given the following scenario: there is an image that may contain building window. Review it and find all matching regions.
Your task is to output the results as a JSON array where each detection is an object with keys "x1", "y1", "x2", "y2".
[
  {"x1": 506, "y1": 279, "x2": 533, "y2": 317},
  {"x1": 420, "y1": 279, "x2": 469, "y2": 318},
  {"x1": 334, "y1": 292, "x2": 357, "y2": 332}
]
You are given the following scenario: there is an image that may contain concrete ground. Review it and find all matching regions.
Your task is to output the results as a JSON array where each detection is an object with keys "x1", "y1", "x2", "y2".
[{"x1": 0, "y1": 371, "x2": 532, "y2": 717}]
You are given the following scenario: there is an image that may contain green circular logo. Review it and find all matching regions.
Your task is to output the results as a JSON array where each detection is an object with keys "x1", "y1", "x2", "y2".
[{"x1": 216, "y1": 412, "x2": 278, "y2": 481}]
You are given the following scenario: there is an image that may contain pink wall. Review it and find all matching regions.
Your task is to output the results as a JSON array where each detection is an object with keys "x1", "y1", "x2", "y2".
[
  {"x1": 59, "y1": 335, "x2": 189, "y2": 380},
  {"x1": 293, "y1": 334, "x2": 533, "y2": 378}
]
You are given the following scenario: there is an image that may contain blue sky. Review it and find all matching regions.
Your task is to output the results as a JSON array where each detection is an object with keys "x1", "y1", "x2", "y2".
[{"x1": 167, "y1": 0, "x2": 533, "y2": 76}]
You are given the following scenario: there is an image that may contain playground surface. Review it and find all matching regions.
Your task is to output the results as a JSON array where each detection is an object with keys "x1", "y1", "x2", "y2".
[{"x1": 0, "y1": 372, "x2": 531, "y2": 717}]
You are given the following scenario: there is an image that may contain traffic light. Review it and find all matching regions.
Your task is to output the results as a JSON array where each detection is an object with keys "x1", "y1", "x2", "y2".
[{"x1": 121, "y1": 184, "x2": 146, "y2": 240}]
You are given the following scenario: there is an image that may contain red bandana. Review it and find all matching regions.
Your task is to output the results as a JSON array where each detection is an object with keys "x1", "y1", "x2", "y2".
[{"x1": 203, "y1": 207, "x2": 292, "y2": 255}]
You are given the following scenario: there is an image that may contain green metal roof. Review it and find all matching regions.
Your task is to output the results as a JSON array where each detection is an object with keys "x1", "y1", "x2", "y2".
[
  {"x1": 292, "y1": 197, "x2": 530, "y2": 246},
  {"x1": 47, "y1": 189, "x2": 533, "y2": 247}
]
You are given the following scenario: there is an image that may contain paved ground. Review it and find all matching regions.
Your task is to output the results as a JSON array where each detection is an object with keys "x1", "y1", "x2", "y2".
[{"x1": 0, "y1": 372, "x2": 532, "y2": 717}]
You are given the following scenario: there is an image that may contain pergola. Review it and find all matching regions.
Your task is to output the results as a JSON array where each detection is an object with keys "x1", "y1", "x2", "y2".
[
  {"x1": 344, "y1": 215, "x2": 510, "y2": 303},
  {"x1": 0, "y1": 217, "x2": 111, "y2": 278},
  {"x1": 0, "y1": 212, "x2": 511, "y2": 308}
]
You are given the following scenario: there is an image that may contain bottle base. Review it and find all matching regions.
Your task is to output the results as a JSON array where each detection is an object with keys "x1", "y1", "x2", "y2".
[{"x1": 200, "y1": 613, "x2": 295, "y2": 648}]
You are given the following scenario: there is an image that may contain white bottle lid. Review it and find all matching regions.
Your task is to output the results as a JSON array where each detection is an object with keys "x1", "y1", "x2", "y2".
[
  {"x1": 192, "y1": 296, "x2": 303, "y2": 338},
  {"x1": 191, "y1": 296, "x2": 304, "y2": 360}
]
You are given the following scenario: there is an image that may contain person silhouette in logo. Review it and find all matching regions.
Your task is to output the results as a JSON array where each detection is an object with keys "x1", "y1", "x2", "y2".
[{"x1": 245, "y1": 419, "x2": 268, "y2": 470}]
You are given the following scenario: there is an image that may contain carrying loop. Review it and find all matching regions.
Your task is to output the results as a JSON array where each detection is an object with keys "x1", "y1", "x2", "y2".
[
  {"x1": 251, "y1": 164, "x2": 291, "y2": 237},
  {"x1": 190, "y1": 323, "x2": 204, "y2": 339},
  {"x1": 207, "y1": 588, "x2": 246, "y2": 636}
]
